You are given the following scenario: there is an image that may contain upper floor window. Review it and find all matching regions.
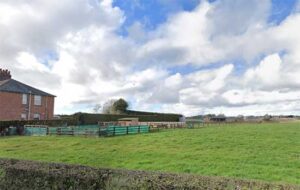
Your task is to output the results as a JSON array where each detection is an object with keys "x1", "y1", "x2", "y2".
[
  {"x1": 34, "y1": 95, "x2": 42, "y2": 106},
  {"x1": 22, "y1": 94, "x2": 27, "y2": 105}
]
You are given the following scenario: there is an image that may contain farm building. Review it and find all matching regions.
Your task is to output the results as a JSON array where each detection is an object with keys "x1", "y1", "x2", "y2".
[
  {"x1": 118, "y1": 118, "x2": 139, "y2": 126},
  {"x1": 0, "y1": 69, "x2": 55, "y2": 121},
  {"x1": 209, "y1": 115, "x2": 227, "y2": 122}
]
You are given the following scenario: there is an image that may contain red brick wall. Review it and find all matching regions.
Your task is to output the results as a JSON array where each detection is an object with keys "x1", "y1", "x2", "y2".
[{"x1": 0, "y1": 92, "x2": 55, "y2": 121}]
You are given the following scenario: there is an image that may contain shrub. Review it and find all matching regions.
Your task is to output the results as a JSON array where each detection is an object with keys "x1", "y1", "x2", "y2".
[
  {"x1": 74, "y1": 113, "x2": 182, "y2": 125},
  {"x1": 0, "y1": 158, "x2": 298, "y2": 190},
  {"x1": 0, "y1": 119, "x2": 77, "y2": 129}
]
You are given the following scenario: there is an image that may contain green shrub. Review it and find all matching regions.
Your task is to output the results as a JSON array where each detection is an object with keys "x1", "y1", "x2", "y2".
[
  {"x1": 74, "y1": 113, "x2": 182, "y2": 125},
  {"x1": 0, "y1": 119, "x2": 77, "y2": 128},
  {"x1": 0, "y1": 167, "x2": 5, "y2": 182},
  {"x1": 0, "y1": 158, "x2": 298, "y2": 190}
]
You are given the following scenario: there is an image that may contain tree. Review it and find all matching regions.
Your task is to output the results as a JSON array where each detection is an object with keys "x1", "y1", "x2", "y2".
[
  {"x1": 93, "y1": 104, "x2": 102, "y2": 113},
  {"x1": 113, "y1": 98, "x2": 128, "y2": 114},
  {"x1": 102, "y1": 98, "x2": 129, "y2": 114},
  {"x1": 102, "y1": 99, "x2": 116, "y2": 114},
  {"x1": 263, "y1": 114, "x2": 272, "y2": 121}
]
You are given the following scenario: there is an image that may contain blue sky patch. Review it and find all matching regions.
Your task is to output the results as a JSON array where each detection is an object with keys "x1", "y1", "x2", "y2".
[
  {"x1": 38, "y1": 50, "x2": 59, "y2": 67},
  {"x1": 269, "y1": 0, "x2": 298, "y2": 24},
  {"x1": 113, "y1": 0, "x2": 200, "y2": 35}
]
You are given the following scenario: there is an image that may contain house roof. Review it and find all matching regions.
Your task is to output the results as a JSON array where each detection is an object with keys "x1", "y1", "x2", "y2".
[{"x1": 0, "y1": 79, "x2": 55, "y2": 97}]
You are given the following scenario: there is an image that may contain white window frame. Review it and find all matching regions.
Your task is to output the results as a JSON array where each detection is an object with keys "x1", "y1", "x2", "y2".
[
  {"x1": 33, "y1": 113, "x2": 40, "y2": 120},
  {"x1": 22, "y1": 94, "x2": 28, "y2": 105},
  {"x1": 21, "y1": 113, "x2": 27, "y2": 120},
  {"x1": 34, "y1": 95, "x2": 42, "y2": 106}
]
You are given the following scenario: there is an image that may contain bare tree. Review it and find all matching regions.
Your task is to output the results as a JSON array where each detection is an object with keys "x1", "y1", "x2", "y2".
[
  {"x1": 93, "y1": 104, "x2": 102, "y2": 113},
  {"x1": 102, "y1": 99, "x2": 116, "y2": 114}
]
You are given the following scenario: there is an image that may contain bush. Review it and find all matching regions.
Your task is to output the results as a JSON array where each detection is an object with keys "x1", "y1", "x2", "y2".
[{"x1": 0, "y1": 158, "x2": 298, "y2": 190}]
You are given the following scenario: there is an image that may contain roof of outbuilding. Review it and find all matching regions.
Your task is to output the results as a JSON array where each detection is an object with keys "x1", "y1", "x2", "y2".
[{"x1": 0, "y1": 79, "x2": 55, "y2": 97}]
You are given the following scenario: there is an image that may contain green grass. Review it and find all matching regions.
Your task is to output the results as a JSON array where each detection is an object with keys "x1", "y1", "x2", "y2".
[{"x1": 0, "y1": 123, "x2": 299, "y2": 185}]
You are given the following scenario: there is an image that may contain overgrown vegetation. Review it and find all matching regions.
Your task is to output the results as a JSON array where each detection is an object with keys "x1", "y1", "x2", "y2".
[{"x1": 0, "y1": 123, "x2": 299, "y2": 185}]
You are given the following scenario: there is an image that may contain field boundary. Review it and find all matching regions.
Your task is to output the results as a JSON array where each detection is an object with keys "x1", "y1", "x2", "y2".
[{"x1": 0, "y1": 158, "x2": 299, "y2": 190}]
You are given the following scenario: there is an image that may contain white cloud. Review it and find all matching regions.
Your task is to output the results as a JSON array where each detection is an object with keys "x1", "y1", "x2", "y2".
[
  {"x1": 244, "y1": 54, "x2": 282, "y2": 88},
  {"x1": 1, "y1": 0, "x2": 300, "y2": 116}
]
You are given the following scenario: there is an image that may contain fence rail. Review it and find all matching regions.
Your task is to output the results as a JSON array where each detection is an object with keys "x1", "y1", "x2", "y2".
[{"x1": 13, "y1": 125, "x2": 151, "y2": 137}]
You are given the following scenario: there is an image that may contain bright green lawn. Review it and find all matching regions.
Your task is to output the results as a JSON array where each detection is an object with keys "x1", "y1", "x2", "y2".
[{"x1": 0, "y1": 123, "x2": 299, "y2": 184}]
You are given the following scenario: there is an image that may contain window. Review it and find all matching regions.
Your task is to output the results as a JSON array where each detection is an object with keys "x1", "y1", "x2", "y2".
[
  {"x1": 34, "y1": 95, "x2": 42, "y2": 106},
  {"x1": 33, "y1": 113, "x2": 40, "y2": 120},
  {"x1": 21, "y1": 113, "x2": 27, "y2": 120},
  {"x1": 22, "y1": 94, "x2": 27, "y2": 105}
]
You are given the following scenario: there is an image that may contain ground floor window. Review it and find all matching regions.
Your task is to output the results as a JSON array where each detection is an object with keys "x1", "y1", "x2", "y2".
[
  {"x1": 33, "y1": 113, "x2": 40, "y2": 120},
  {"x1": 21, "y1": 113, "x2": 27, "y2": 120}
]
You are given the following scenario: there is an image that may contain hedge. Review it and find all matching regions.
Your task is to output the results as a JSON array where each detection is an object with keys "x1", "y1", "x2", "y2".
[
  {"x1": 0, "y1": 113, "x2": 182, "y2": 129},
  {"x1": 0, "y1": 159, "x2": 299, "y2": 190},
  {"x1": 0, "y1": 112, "x2": 182, "y2": 128},
  {"x1": 125, "y1": 110, "x2": 182, "y2": 116},
  {"x1": 74, "y1": 113, "x2": 183, "y2": 125},
  {"x1": 0, "y1": 119, "x2": 77, "y2": 128}
]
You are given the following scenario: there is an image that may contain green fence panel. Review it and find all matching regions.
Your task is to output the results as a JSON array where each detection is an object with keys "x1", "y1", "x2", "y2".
[
  {"x1": 47, "y1": 125, "x2": 100, "y2": 136},
  {"x1": 25, "y1": 127, "x2": 47, "y2": 136},
  {"x1": 23, "y1": 125, "x2": 149, "y2": 137},
  {"x1": 48, "y1": 127, "x2": 57, "y2": 134},
  {"x1": 8, "y1": 127, "x2": 17, "y2": 136},
  {"x1": 106, "y1": 125, "x2": 149, "y2": 136}
]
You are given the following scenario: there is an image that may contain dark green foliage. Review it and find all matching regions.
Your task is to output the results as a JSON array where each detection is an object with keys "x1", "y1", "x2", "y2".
[
  {"x1": 112, "y1": 98, "x2": 129, "y2": 113},
  {"x1": 0, "y1": 159, "x2": 298, "y2": 190},
  {"x1": 74, "y1": 113, "x2": 182, "y2": 125},
  {"x1": 125, "y1": 110, "x2": 183, "y2": 116},
  {"x1": 0, "y1": 119, "x2": 77, "y2": 129},
  {"x1": 0, "y1": 111, "x2": 182, "y2": 130}
]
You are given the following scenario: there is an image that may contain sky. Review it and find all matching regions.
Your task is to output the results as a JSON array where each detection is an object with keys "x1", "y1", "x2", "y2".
[{"x1": 1, "y1": 0, "x2": 300, "y2": 116}]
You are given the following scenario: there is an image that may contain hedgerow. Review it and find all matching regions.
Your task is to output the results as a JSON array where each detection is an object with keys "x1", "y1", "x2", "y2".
[
  {"x1": 0, "y1": 119, "x2": 77, "y2": 128},
  {"x1": 0, "y1": 159, "x2": 298, "y2": 190}
]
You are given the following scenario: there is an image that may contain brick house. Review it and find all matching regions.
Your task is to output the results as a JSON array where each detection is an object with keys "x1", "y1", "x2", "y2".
[{"x1": 0, "y1": 69, "x2": 55, "y2": 121}]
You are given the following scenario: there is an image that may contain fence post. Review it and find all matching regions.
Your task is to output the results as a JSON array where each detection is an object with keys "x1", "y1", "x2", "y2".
[
  {"x1": 138, "y1": 126, "x2": 140, "y2": 133},
  {"x1": 126, "y1": 126, "x2": 129, "y2": 135},
  {"x1": 113, "y1": 126, "x2": 115, "y2": 136}
]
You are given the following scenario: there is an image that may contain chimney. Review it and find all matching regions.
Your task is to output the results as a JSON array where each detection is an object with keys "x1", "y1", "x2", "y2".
[{"x1": 0, "y1": 68, "x2": 12, "y2": 81}]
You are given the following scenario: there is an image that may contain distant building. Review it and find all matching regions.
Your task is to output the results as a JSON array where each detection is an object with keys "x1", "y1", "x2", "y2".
[
  {"x1": 203, "y1": 114, "x2": 226, "y2": 122},
  {"x1": 118, "y1": 118, "x2": 139, "y2": 126},
  {"x1": 210, "y1": 116, "x2": 226, "y2": 122},
  {"x1": 0, "y1": 69, "x2": 55, "y2": 121}
]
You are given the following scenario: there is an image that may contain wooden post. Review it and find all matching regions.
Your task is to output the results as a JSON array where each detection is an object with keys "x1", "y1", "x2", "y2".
[
  {"x1": 138, "y1": 126, "x2": 140, "y2": 133},
  {"x1": 126, "y1": 126, "x2": 129, "y2": 135},
  {"x1": 113, "y1": 126, "x2": 115, "y2": 136}
]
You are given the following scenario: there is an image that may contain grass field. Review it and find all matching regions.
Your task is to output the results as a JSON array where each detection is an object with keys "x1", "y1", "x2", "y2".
[{"x1": 0, "y1": 123, "x2": 299, "y2": 185}]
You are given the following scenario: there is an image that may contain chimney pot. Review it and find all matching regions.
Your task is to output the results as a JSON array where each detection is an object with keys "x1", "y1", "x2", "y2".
[{"x1": 0, "y1": 68, "x2": 12, "y2": 81}]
